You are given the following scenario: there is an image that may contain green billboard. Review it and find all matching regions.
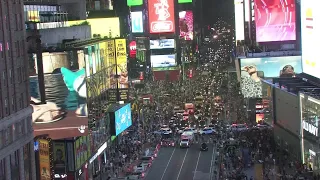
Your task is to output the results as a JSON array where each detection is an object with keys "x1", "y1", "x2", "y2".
[
  {"x1": 127, "y1": 0, "x2": 143, "y2": 6},
  {"x1": 178, "y1": 0, "x2": 192, "y2": 3}
]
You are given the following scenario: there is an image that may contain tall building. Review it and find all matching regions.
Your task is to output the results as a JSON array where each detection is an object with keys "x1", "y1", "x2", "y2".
[{"x1": 0, "y1": 0, "x2": 36, "y2": 180}]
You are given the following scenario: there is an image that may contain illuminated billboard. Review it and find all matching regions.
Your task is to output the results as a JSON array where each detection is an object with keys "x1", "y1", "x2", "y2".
[
  {"x1": 179, "y1": 11, "x2": 193, "y2": 40},
  {"x1": 131, "y1": 11, "x2": 143, "y2": 33},
  {"x1": 254, "y1": 0, "x2": 296, "y2": 42},
  {"x1": 148, "y1": 0, "x2": 175, "y2": 33},
  {"x1": 129, "y1": 41, "x2": 136, "y2": 58},
  {"x1": 109, "y1": 103, "x2": 132, "y2": 136},
  {"x1": 151, "y1": 54, "x2": 176, "y2": 67},
  {"x1": 150, "y1": 39, "x2": 175, "y2": 49},
  {"x1": 301, "y1": 0, "x2": 320, "y2": 78},
  {"x1": 178, "y1": 0, "x2": 192, "y2": 3},
  {"x1": 240, "y1": 56, "x2": 302, "y2": 98},
  {"x1": 127, "y1": 0, "x2": 143, "y2": 6},
  {"x1": 240, "y1": 56, "x2": 302, "y2": 78},
  {"x1": 234, "y1": 0, "x2": 244, "y2": 41},
  {"x1": 74, "y1": 136, "x2": 91, "y2": 170},
  {"x1": 31, "y1": 59, "x2": 89, "y2": 139},
  {"x1": 115, "y1": 39, "x2": 129, "y2": 88},
  {"x1": 68, "y1": 18, "x2": 120, "y2": 38}
]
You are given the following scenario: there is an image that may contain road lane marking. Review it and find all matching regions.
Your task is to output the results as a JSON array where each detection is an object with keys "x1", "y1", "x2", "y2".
[
  {"x1": 209, "y1": 144, "x2": 216, "y2": 180},
  {"x1": 176, "y1": 148, "x2": 189, "y2": 180},
  {"x1": 159, "y1": 148, "x2": 176, "y2": 180},
  {"x1": 192, "y1": 151, "x2": 201, "y2": 180}
]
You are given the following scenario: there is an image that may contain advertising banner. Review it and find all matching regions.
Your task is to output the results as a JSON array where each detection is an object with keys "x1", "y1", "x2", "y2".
[
  {"x1": 151, "y1": 54, "x2": 176, "y2": 67},
  {"x1": 115, "y1": 39, "x2": 129, "y2": 88},
  {"x1": 234, "y1": 0, "x2": 245, "y2": 41},
  {"x1": 179, "y1": 11, "x2": 193, "y2": 40},
  {"x1": 301, "y1": 0, "x2": 320, "y2": 79},
  {"x1": 39, "y1": 139, "x2": 51, "y2": 180},
  {"x1": 66, "y1": 142, "x2": 75, "y2": 172},
  {"x1": 300, "y1": 93, "x2": 320, "y2": 138},
  {"x1": 254, "y1": 0, "x2": 296, "y2": 42},
  {"x1": 127, "y1": 0, "x2": 143, "y2": 6},
  {"x1": 74, "y1": 136, "x2": 90, "y2": 170},
  {"x1": 107, "y1": 89, "x2": 129, "y2": 103},
  {"x1": 68, "y1": 18, "x2": 120, "y2": 38},
  {"x1": 178, "y1": 0, "x2": 192, "y2": 3},
  {"x1": 136, "y1": 50, "x2": 146, "y2": 63},
  {"x1": 131, "y1": 11, "x2": 143, "y2": 33},
  {"x1": 148, "y1": 0, "x2": 175, "y2": 33},
  {"x1": 129, "y1": 41, "x2": 136, "y2": 58},
  {"x1": 150, "y1": 39, "x2": 175, "y2": 49},
  {"x1": 261, "y1": 81, "x2": 274, "y2": 126},
  {"x1": 115, "y1": 103, "x2": 132, "y2": 136},
  {"x1": 31, "y1": 55, "x2": 88, "y2": 139},
  {"x1": 53, "y1": 142, "x2": 66, "y2": 174}
]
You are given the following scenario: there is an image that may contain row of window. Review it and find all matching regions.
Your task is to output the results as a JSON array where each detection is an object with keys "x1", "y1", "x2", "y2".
[
  {"x1": 0, "y1": 117, "x2": 31, "y2": 150},
  {"x1": 0, "y1": 92, "x2": 28, "y2": 119}
]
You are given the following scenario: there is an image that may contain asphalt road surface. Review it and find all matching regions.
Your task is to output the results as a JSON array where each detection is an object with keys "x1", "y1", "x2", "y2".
[{"x1": 145, "y1": 143, "x2": 218, "y2": 180}]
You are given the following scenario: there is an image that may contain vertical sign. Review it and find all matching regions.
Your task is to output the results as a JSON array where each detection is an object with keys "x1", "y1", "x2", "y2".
[
  {"x1": 39, "y1": 139, "x2": 51, "y2": 180},
  {"x1": 148, "y1": 0, "x2": 175, "y2": 33},
  {"x1": 131, "y1": 11, "x2": 143, "y2": 33},
  {"x1": 127, "y1": 0, "x2": 143, "y2": 6},
  {"x1": 234, "y1": 0, "x2": 245, "y2": 41},
  {"x1": 115, "y1": 39, "x2": 129, "y2": 88},
  {"x1": 107, "y1": 40, "x2": 116, "y2": 89},
  {"x1": 53, "y1": 142, "x2": 66, "y2": 174},
  {"x1": 66, "y1": 142, "x2": 75, "y2": 172}
]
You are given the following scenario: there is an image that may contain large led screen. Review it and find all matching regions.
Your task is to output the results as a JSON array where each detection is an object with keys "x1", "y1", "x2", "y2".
[
  {"x1": 240, "y1": 56, "x2": 302, "y2": 78},
  {"x1": 151, "y1": 54, "x2": 176, "y2": 67},
  {"x1": 301, "y1": 0, "x2": 320, "y2": 78},
  {"x1": 131, "y1": 11, "x2": 143, "y2": 33},
  {"x1": 127, "y1": 0, "x2": 143, "y2": 6},
  {"x1": 115, "y1": 39, "x2": 129, "y2": 89},
  {"x1": 179, "y1": 11, "x2": 193, "y2": 40},
  {"x1": 30, "y1": 54, "x2": 89, "y2": 140},
  {"x1": 115, "y1": 103, "x2": 132, "y2": 136},
  {"x1": 235, "y1": 0, "x2": 245, "y2": 41},
  {"x1": 240, "y1": 56, "x2": 302, "y2": 98},
  {"x1": 150, "y1": 39, "x2": 175, "y2": 49},
  {"x1": 148, "y1": 0, "x2": 175, "y2": 33},
  {"x1": 254, "y1": 0, "x2": 296, "y2": 42}
]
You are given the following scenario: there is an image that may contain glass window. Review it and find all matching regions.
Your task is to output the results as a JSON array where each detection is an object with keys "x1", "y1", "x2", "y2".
[
  {"x1": 0, "y1": 159, "x2": 5, "y2": 180},
  {"x1": 24, "y1": 143, "x2": 31, "y2": 180},
  {"x1": 10, "y1": 150, "x2": 20, "y2": 180}
]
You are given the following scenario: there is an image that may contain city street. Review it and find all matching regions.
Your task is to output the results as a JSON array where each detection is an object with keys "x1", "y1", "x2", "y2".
[{"x1": 145, "y1": 143, "x2": 218, "y2": 180}]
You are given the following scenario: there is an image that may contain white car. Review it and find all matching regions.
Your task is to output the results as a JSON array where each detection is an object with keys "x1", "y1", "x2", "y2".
[
  {"x1": 183, "y1": 128, "x2": 197, "y2": 134},
  {"x1": 160, "y1": 128, "x2": 172, "y2": 134},
  {"x1": 199, "y1": 127, "x2": 215, "y2": 135},
  {"x1": 230, "y1": 124, "x2": 248, "y2": 132},
  {"x1": 180, "y1": 138, "x2": 191, "y2": 148}
]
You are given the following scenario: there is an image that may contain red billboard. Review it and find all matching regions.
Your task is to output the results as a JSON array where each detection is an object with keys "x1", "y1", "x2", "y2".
[
  {"x1": 148, "y1": 0, "x2": 175, "y2": 33},
  {"x1": 254, "y1": 0, "x2": 296, "y2": 42}
]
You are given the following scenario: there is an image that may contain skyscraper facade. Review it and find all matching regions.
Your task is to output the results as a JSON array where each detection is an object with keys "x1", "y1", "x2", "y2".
[{"x1": 0, "y1": 0, "x2": 36, "y2": 179}]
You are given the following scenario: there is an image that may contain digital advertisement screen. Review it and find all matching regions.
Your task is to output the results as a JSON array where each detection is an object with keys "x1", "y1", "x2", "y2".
[
  {"x1": 74, "y1": 136, "x2": 91, "y2": 170},
  {"x1": 240, "y1": 56, "x2": 302, "y2": 78},
  {"x1": 178, "y1": 0, "x2": 192, "y2": 3},
  {"x1": 234, "y1": 0, "x2": 245, "y2": 41},
  {"x1": 68, "y1": 18, "x2": 120, "y2": 38},
  {"x1": 129, "y1": 41, "x2": 136, "y2": 58},
  {"x1": 131, "y1": 11, "x2": 143, "y2": 33},
  {"x1": 254, "y1": 0, "x2": 296, "y2": 42},
  {"x1": 179, "y1": 11, "x2": 193, "y2": 40},
  {"x1": 150, "y1": 39, "x2": 175, "y2": 49},
  {"x1": 148, "y1": 0, "x2": 175, "y2": 33},
  {"x1": 115, "y1": 103, "x2": 132, "y2": 136},
  {"x1": 127, "y1": 0, "x2": 143, "y2": 6},
  {"x1": 30, "y1": 55, "x2": 89, "y2": 140},
  {"x1": 115, "y1": 39, "x2": 129, "y2": 89},
  {"x1": 151, "y1": 54, "x2": 176, "y2": 67},
  {"x1": 301, "y1": 0, "x2": 320, "y2": 78}
]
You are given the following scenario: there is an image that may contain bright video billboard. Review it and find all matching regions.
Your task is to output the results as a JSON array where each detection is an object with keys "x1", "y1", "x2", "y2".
[
  {"x1": 30, "y1": 56, "x2": 89, "y2": 139},
  {"x1": 68, "y1": 18, "x2": 120, "y2": 38},
  {"x1": 235, "y1": 0, "x2": 245, "y2": 41},
  {"x1": 115, "y1": 39, "x2": 129, "y2": 88},
  {"x1": 148, "y1": 0, "x2": 175, "y2": 33},
  {"x1": 115, "y1": 103, "x2": 132, "y2": 136},
  {"x1": 301, "y1": 0, "x2": 320, "y2": 79},
  {"x1": 131, "y1": 11, "x2": 143, "y2": 33},
  {"x1": 151, "y1": 54, "x2": 176, "y2": 67},
  {"x1": 150, "y1": 39, "x2": 175, "y2": 49},
  {"x1": 240, "y1": 56, "x2": 302, "y2": 98},
  {"x1": 178, "y1": 0, "x2": 192, "y2": 3},
  {"x1": 179, "y1": 11, "x2": 193, "y2": 40},
  {"x1": 254, "y1": 0, "x2": 296, "y2": 42},
  {"x1": 74, "y1": 136, "x2": 91, "y2": 170},
  {"x1": 127, "y1": 0, "x2": 143, "y2": 6}
]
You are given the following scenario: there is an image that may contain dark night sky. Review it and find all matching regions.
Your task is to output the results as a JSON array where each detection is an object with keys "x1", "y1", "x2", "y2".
[{"x1": 202, "y1": 0, "x2": 234, "y2": 25}]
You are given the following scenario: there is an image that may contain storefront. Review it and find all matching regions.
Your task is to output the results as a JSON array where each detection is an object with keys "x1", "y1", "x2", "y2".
[{"x1": 300, "y1": 93, "x2": 320, "y2": 174}]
